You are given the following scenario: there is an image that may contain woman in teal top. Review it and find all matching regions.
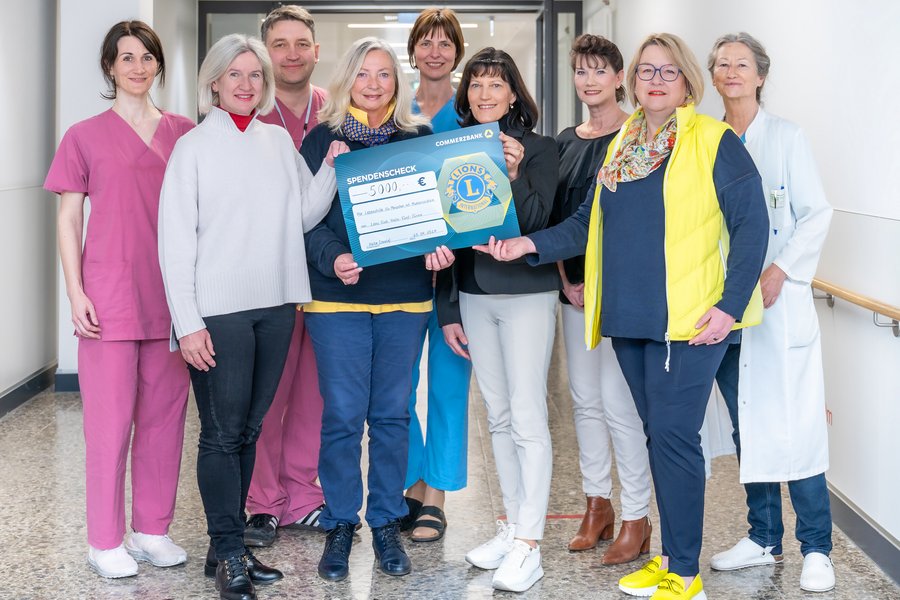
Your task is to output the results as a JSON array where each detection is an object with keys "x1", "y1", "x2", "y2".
[{"x1": 401, "y1": 7, "x2": 472, "y2": 543}]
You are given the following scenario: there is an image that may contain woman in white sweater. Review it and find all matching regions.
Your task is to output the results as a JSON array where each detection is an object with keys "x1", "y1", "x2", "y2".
[{"x1": 158, "y1": 34, "x2": 346, "y2": 600}]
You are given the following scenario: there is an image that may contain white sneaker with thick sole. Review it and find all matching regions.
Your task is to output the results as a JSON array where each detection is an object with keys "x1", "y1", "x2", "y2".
[
  {"x1": 710, "y1": 537, "x2": 783, "y2": 571},
  {"x1": 125, "y1": 532, "x2": 187, "y2": 567},
  {"x1": 492, "y1": 540, "x2": 544, "y2": 592},
  {"x1": 88, "y1": 544, "x2": 139, "y2": 578},
  {"x1": 800, "y1": 552, "x2": 835, "y2": 592},
  {"x1": 465, "y1": 520, "x2": 516, "y2": 570}
]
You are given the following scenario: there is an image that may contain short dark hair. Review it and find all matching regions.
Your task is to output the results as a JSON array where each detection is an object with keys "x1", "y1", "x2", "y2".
[
  {"x1": 570, "y1": 34, "x2": 625, "y2": 103},
  {"x1": 100, "y1": 20, "x2": 165, "y2": 100},
  {"x1": 261, "y1": 5, "x2": 316, "y2": 43},
  {"x1": 407, "y1": 8, "x2": 465, "y2": 70},
  {"x1": 456, "y1": 47, "x2": 539, "y2": 131}
]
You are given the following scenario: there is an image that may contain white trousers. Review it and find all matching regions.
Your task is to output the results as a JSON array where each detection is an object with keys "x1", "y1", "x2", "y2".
[
  {"x1": 461, "y1": 291, "x2": 557, "y2": 540},
  {"x1": 561, "y1": 303, "x2": 652, "y2": 520}
]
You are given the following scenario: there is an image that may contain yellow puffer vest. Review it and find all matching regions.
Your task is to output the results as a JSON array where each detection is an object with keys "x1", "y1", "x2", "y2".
[{"x1": 583, "y1": 104, "x2": 763, "y2": 349}]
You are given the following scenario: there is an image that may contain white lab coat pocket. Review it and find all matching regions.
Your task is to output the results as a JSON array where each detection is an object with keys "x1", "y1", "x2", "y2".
[{"x1": 781, "y1": 279, "x2": 819, "y2": 348}]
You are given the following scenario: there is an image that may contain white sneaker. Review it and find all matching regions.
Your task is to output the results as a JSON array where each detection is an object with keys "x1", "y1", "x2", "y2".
[
  {"x1": 710, "y1": 537, "x2": 783, "y2": 571},
  {"x1": 88, "y1": 544, "x2": 139, "y2": 578},
  {"x1": 465, "y1": 520, "x2": 516, "y2": 569},
  {"x1": 492, "y1": 540, "x2": 544, "y2": 592},
  {"x1": 125, "y1": 532, "x2": 187, "y2": 567},
  {"x1": 800, "y1": 552, "x2": 835, "y2": 592}
]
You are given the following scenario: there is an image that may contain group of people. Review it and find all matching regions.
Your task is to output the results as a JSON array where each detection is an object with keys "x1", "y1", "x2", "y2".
[{"x1": 44, "y1": 4, "x2": 834, "y2": 600}]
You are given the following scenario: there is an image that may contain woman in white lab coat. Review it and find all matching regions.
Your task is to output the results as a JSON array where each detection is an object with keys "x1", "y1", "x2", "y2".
[{"x1": 707, "y1": 32, "x2": 835, "y2": 594}]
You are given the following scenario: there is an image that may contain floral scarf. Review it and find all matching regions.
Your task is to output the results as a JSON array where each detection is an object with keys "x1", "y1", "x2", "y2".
[
  {"x1": 341, "y1": 111, "x2": 399, "y2": 147},
  {"x1": 597, "y1": 109, "x2": 677, "y2": 192}
]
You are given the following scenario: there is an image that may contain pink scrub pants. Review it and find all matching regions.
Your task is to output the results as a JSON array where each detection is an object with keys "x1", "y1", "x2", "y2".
[
  {"x1": 78, "y1": 337, "x2": 190, "y2": 550},
  {"x1": 246, "y1": 310, "x2": 325, "y2": 523}
]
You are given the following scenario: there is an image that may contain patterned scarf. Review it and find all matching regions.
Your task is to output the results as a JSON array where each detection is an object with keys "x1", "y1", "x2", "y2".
[
  {"x1": 597, "y1": 109, "x2": 678, "y2": 192},
  {"x1": 341, "y1": 111, "x2": 399, "y2": 147}
]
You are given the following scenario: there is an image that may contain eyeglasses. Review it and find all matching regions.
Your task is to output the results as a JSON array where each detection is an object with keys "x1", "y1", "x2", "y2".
[{"x1": 635, "y1": 63, "x2": 681, "y2": 82}]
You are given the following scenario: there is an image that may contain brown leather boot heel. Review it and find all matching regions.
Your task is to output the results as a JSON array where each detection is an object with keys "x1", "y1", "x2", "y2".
[
  {"x1": 568, "y1": 496, "x2": 615, "y2": 551},
  {"x1": 601, "y1": 516, "x2": 652, "y2": 565}
]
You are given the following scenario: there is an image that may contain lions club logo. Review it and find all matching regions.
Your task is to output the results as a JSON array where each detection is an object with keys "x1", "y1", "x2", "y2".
[{"x1": 446, "y1": 163, "x2": 499, "y2": 213}]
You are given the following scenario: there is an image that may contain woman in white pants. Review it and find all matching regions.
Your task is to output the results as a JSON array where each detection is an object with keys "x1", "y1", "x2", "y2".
[{"x1": 553, "y1": 34, "x2": 653, "y2": 566}]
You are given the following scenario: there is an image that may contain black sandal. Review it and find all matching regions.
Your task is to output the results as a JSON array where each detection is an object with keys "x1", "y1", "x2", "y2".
[
  {"x1": 409, "y1": 506, "x2": 447, "y2": 542},
  {"x1": 399, "y1": 497, "x2": 423, "y2": 532}
]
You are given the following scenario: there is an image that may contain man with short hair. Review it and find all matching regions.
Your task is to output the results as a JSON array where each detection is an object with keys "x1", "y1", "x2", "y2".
[{"x1": 243, "y1": 4, "x2": 329, "y2": 547}]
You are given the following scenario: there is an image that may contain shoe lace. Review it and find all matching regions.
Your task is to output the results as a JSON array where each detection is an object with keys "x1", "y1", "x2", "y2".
[
  {"x1": 657, "y1": 575, "x2": 683, "y2": 593},
  {"x1": 641, "y1": 558, "x2": 661, "y2": 574},
  {"x1": 247, "y1": 514, "x2": 276, "y2": 529},
  {"x1": 325, "y1": 524, "x2": 354, "y2": 557},
  {"x1": 224, "y1": 555, "x2": 248, "y2": 577},
  {"x1": 375, "y1": 523, "x2": 403, "y2": 550},
  {"x1": 494, "y1": 520, "x2": 509, "y2": 539}
]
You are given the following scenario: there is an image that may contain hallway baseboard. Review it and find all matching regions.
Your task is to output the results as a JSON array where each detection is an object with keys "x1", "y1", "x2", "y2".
[
  {"x1": 0, "y1": 364, "x2": 55, "y2": 418},
  {"x1": 830, "y1": 488, "x2": 900, "y2": 585},
  {"x1": 54, "y1": 371, "x2": 79, "y2": 392}
]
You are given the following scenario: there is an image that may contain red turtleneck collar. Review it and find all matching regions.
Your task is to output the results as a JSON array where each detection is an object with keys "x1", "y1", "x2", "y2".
[{"x1": 227, "y1": 110, "x2": 256, "y2": 132}]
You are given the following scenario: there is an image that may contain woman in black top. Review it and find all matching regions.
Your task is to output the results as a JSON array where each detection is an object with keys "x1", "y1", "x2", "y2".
[
  {"x1": 437, "y1": 47, "x2": 559, "y2": 593},
  {"x1": 554, "y1": 35, "x2": 653, "y2": 567}
]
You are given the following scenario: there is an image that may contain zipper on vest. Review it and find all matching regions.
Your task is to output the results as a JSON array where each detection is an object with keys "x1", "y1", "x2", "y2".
[
  {"x1": 664, "y1": 332, "x2": 671, "y2": 372},
  {"x1": 661, "y1": 120, "x2": 677, "y2": 373}
]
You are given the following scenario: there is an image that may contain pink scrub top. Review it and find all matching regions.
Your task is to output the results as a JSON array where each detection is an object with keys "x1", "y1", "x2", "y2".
[
  {"x1": 44, "y1": 109, "x2": 195, "y2": 341},
  {"x1": 257, "y1": 86, "x2": 327, "y2": 151}
]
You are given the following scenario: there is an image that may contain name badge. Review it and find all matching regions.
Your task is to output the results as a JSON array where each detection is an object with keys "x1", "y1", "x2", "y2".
[{"x1": 769, "y1": 187, "x2": 786, "y2": 209}]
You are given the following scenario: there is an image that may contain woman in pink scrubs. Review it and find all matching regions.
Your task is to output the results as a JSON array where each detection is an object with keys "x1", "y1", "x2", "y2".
[{"x1": 44, "y1": 21, "x2": 194, "y2": 580}]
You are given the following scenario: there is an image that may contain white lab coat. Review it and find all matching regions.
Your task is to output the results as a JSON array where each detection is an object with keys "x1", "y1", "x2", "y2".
[{"x1": 735, "y1": 108, "x2": 833, "y2": 483}]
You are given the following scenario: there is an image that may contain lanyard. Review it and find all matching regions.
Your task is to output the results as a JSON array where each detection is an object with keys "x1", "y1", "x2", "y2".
[{"x1": 274, "y1": 91, "x2": 314, "y2": 147}]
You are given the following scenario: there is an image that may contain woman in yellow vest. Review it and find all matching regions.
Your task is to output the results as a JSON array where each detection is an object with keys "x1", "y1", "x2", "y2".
[{"x1": 475, "y1": 33, "x2": 769, "y2": 600}]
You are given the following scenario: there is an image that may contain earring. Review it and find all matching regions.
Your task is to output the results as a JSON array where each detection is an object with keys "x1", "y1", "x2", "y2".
[{"x1": 509, "y1": 102, "x2": 514, "y2": 110}]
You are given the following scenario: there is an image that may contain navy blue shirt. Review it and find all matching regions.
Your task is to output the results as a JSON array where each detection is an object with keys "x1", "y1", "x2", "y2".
[{"x1": 528, "y1": 130, "x2": 767, "y2": 342}]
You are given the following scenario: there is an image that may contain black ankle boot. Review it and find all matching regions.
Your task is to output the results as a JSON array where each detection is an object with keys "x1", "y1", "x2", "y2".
[
  {"x1": 371, "y1": 521, "x2": 411, "y2": 576},
  {"x1": 318, "y1": 522, "x2": 355, "y2": 581},
  {"x1": 215, "y1": 554, "x2": 256, "y2": 600},
  {"x1": 205, "y1": 546, "x2": 283, "y2": 584}
]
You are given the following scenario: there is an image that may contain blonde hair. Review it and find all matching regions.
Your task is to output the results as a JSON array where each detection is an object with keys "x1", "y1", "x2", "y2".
[
  {"x1": 318, "y1": 37, "x2": 428, "y2": 133},
  {"x1": 197, "y1": 34, "x2": 275, "y2": 115},
  {"x1": 625, "y1": 32, "x2": 704, "y2": 107}
]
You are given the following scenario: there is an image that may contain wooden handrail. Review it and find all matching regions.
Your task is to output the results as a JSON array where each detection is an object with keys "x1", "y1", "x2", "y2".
[{"x1": 812, "y1": 278, "x2": 900, "y2": 321}]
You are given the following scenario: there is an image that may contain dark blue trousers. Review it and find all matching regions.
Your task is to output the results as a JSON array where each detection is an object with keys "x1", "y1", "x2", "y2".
[
  {"x1": 612, "y1": 337, "x2": 729, "y2": 576},
  {"x1": 715, "y1": 343, "x2": 833, "y2": 556},
  {"x1": 191, "y1": 303, "x2": 296, "y2": 559},
  {"x1": 306, "y1": 310, "x2": 429, "y2": 530}
]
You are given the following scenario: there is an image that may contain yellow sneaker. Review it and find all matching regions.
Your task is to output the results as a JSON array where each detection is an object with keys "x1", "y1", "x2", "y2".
[
  {"x1": 650, "y1": 573, "x2": 707, "y2": 599},
  {"x1": 618, "y1": 556, "x2": 668, "y2": 597}
]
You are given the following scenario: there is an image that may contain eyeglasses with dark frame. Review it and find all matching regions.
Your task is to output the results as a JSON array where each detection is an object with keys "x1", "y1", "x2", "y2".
[{"x1": 635, "y1": 63, "x2": 681, "y2": 82}]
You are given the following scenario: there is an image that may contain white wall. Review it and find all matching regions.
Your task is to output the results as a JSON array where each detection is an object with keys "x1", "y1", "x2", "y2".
[
  {"x1": 0, "y1": 0, "x2": 58, "y2": 396},
  {"x1": 590, "y1": 0, "x2": 900, "y2": 543}
]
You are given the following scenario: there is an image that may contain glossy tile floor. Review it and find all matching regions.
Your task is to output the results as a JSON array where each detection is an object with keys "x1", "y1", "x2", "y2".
[{"x1": 1, "y1": 331, "x2": 897, "y2": 599}]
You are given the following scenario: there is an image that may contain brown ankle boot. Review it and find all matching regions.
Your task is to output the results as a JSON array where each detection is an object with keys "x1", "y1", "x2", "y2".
[
  {"x1": 568, "y1": 496, "x2": 615, "y2": 551},
  {"x1": 601, "y1": 516, "x2": 652, "y2": 565}
]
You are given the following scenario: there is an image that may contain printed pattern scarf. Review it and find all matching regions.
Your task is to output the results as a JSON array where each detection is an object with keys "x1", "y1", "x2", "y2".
[
  {"x1": 597, "y1": 110, "x2": 677, "y2": 192},
  {"x1": 341, "y1": 112, "x2": 399, "y2": 147}
]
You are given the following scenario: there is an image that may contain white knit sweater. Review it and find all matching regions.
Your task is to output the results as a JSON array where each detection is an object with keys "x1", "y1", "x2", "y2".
[{"x1": 158, "y1": 106, "x2": 335, "y2": 345}]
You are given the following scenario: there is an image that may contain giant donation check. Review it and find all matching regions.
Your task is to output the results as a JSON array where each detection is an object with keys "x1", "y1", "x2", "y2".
[{"x1": 333, "y1": 122, "x2": 521, "y2": 267}]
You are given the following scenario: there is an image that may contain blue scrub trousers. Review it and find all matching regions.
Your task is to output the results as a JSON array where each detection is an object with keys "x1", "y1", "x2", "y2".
[
  {"x1": 405, "y1": 305, "x2": 472, "y2": 491},
  {"x1": 306, "y1": 310, "x2": 429, "y2": 530},
  {"x1": 715, "y1": 343, "x2": 833, "y2": 556},
  {"x1": 612, "y1": 336, "x2": 729, "y2": 577}
]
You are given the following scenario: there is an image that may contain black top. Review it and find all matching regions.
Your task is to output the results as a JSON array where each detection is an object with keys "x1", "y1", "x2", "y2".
[
  {"x1": 552, "y1": 126, "x2": 618, "y2": 303},
  {"x1": 527, "y1": 129, "x2": 768, "y2": 342},
  {"x1": 436, "y1": 117, "x2": 561, "y2": 325},
  {"x1": 300, "y1": 122, "x2": 435, "y2": 305}
]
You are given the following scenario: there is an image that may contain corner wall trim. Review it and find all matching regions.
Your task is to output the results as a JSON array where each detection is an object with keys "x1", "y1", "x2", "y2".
[
  {"x1": 0, "y1": 365, "x2": 56, "y2": 419},
  {"x1": 829, "y1": 488, "x2": 900, "y2": 585},
  {"x1": 54, "y1": 372, "x2": 80, "y2": 392}
]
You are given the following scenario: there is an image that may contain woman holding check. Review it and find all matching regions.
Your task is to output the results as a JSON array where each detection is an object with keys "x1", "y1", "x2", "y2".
[{"x1": 476, "y1": 33, "x2": 769, "y2": 600}]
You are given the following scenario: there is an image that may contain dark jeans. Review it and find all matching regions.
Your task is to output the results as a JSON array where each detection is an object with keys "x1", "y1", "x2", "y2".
[
  {"x1": 715, "y1": 344, "x2": 833, "y2": 556},
  {"x1": 305, "y1": 310, "x2": 429, "y2": 530},
  {"x1": 612, "y1": 336, "x2": 729, "y2": 577},
  {"x1": 190, "y1": 304, "x2": 295, "y2": 560}
]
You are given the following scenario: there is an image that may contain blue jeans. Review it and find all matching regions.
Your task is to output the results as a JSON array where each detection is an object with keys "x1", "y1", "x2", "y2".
[
  {"x1": 306, "y1": 310, "x2": 429, "y2": 530},
  {"x1": 405, "y1": 304, "x2": 472, "y2": 491},
  {"x1": 190, "y1": 304, "x2": 296, "y2": 559},
  {"x1": 715, "y1": 343, "x2": 833, "y2": 556}
]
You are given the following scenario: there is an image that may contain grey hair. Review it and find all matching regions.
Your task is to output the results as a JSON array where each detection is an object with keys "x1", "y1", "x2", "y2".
[
  {"x1": 197, "y1": 34, "x2": 276, "y2": 115},
  {"x1": 707, "y1": 32, "x2": 771, "y2": 103},
  {"x1": 318, "y1": 37, "x2": 429, "y2": 133}
]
